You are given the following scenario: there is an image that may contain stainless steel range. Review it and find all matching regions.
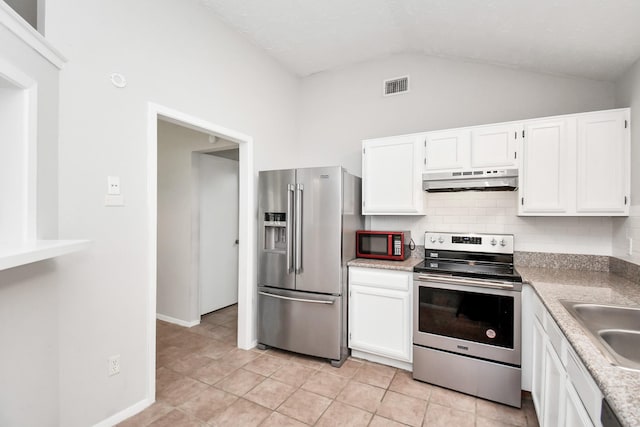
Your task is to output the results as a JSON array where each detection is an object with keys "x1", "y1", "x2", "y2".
[{"x1": 413, "y1": 232, "x2": 522, "y2": 408}]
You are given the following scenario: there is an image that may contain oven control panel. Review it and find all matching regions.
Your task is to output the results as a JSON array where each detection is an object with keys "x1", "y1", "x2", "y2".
[
  {"x1": 424, "y1": 232, "x2": 514, "y2": 254},
  {"x1": 452, "y1": 236, "x2": 482, "y2": 245}
]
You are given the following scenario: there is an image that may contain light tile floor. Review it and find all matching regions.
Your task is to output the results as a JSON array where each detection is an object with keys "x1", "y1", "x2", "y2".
[{"x1": 119, "y1": 304, "x2": 539, "y2": 427}]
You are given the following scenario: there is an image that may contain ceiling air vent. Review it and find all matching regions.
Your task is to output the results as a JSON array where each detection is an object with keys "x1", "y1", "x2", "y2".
[{"x1": 383, "y1": 76, "x2": 409, "y2": 96}]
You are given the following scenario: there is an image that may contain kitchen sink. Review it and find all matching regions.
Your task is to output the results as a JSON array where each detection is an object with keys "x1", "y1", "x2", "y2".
[
  {"x1": 599, "y1": 330, "x2": 640, "y2": 366},
  {"x1": 560, "y1": 301, "x2": 640, "y2": 370}
]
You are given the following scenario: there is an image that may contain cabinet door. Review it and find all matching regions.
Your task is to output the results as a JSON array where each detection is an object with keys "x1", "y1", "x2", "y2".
[
  {"x1": 576, "y1": 111, "x2": 630, "y2": 214},
  {"x1": 564, "y1": 381, "x2": 595, "y2": 427},
  {"x1": 519, "y1": 119, "x2": 569, "y2": 214},
  {"x1": 362, "y1": 135, "x2": 424, "y2": 214},
  {"x1": 348, "y1": 284, "x2": 411, "y2": 362},
  {"x1": 424, "y1": 129, "x2": 470, "y2": 171},
  {"x1": 531, "y1": 317, "x2": 546, "y2": 419},
  {"x1": 542, "y1": 342, "x2": 566, "y2": 427},
  {"x1": 470, "y1": 124, "x2": 520, "y2": 168}
]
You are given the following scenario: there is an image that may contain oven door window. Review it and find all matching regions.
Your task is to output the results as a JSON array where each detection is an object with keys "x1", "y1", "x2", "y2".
[
  {"x1": 359, "y1": 234, "x2": 388, "y2": 255},
  {"x1": 418, "y1": 286, "x2": 514, "y2": 348}
]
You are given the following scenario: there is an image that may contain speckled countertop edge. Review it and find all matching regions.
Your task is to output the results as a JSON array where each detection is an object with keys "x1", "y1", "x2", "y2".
[
  {"x1": 519, "y1": 267, "x2": 640, "y2": 427},
  {"x1": 347, "y1": 257, "x2": 422, "y2": 271}
]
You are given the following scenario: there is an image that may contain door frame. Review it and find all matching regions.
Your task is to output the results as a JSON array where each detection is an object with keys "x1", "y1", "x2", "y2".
[{"x1": 146, "y1": 102, "x2": 255, "y2": 401}]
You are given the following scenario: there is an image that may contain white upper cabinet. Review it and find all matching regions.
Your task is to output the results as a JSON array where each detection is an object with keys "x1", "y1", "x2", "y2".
[
  {"x1": 519, "y1": 119, "x2": 570, "y2": 214},
  {"x1": 424, "y1": 129, "x2": 469, "y2": 171},
  {"x1": 362, "y1": 134, "x2": 425, "y2": 215},
  {"x1": 470, "y1": 123, "x2": 520, "y2": 168},
  {"x1": 519, "y1": 108, "x2": 630, "y2": 216},
  {"x1": 424, "y1": 123, "x2": 520, "y2": 172},
  {"x1": 576, "y1": 111, "x2": 630, "y2": 214},
  {"x1": 362, "y1": 107, "x2": 629, "y2": 218}
]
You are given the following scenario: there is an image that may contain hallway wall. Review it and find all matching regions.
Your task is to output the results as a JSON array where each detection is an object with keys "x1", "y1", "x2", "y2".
[{"x1": 46, "y1": 0, "x2": 300, "y2": 424}]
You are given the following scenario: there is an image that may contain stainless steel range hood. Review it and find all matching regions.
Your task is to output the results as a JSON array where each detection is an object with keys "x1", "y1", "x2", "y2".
[{"x1": 423, "y1": 168, "x2": 518, "y2": 192}]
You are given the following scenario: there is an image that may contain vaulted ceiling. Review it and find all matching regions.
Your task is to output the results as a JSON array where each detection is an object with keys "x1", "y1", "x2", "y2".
[{"x1": 201, "y1": 0, "x2": 640, "y2": 81}]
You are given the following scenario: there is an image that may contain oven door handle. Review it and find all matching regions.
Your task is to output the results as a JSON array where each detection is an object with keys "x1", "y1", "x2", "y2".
[{"x1": 415, "y1": 275, "x2": 515, "y2": 290}]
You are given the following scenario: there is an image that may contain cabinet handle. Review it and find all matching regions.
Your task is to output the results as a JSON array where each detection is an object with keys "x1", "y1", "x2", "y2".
[
  {"x1": 625, "y1": 196, "x2": 628, "y2": 205},
  {"x1": 521, "y1": 197, "x2": 524, "y2": 206}
]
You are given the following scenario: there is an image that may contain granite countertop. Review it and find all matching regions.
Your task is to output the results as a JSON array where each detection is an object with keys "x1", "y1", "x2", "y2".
[
  {"x1": 519, "y1": 266, "x2": 640, "y2": 427},
  {"x1": 347, "y1": 257, "x2": 423, "y2": 272}
]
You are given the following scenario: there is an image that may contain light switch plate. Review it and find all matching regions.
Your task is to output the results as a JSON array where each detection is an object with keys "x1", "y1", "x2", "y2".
[{"x1": 107, "y1": 176, "x2": 121, "y2": 195}]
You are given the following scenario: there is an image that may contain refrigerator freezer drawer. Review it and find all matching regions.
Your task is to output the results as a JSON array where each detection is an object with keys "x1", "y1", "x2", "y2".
[{"x1": 258, "y1": 287, "x2": 342, "y2": 361}]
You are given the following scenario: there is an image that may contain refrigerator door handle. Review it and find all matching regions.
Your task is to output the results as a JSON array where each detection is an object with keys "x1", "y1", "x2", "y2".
[
  {"x1": 286, "y1": 184, "x2": 295, "y2": 274},
  {"x1": 258, "y1": 291, "x2": 334, "y2": 305},
  {"x1": 295, "y1": 184, "x2": 304, "y2": 274}
]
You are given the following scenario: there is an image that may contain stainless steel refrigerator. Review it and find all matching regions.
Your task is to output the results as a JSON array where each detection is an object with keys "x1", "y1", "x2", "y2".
[{"x1": 257, "y1": 166, "x2": 363, "y2": 366}]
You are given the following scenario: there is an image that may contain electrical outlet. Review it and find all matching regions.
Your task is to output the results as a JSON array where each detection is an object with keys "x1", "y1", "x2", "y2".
[{"x1": 108, "y1": 355, "x2": 120, "y2": 376}]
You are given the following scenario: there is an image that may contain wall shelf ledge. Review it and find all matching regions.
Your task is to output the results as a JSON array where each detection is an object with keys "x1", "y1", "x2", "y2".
[{"x1": 0, "y1": 240, "x2": 91, "y2": 271}]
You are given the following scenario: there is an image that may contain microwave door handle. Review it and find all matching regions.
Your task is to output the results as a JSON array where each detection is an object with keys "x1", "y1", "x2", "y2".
[
  {"x1": 286, "y1": 184, "x2": 295, "y2": 274},
  {"x1": 295, "y1": 184, "x2": 303, "y2": 274}
]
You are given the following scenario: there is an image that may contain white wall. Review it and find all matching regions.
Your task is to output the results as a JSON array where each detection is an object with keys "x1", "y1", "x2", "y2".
[
  {"x1": 0, "y1": 262, "x2": 60, "y2": 427},
  {"x1": 613, "y1": 58, "x2": 640, "y2": 264},
  {"x1": 297, "y1": 53, "x2": 617, "y2": 253},
  {"x1": 45, "y1": 0, "x2": 299, "y2": 425},
  {"x1": 0, "y1": 19, "x2": 62, "y2": 427},
  {"x1": 298, "y1": 53, "x2": 615, "y2": 175}
]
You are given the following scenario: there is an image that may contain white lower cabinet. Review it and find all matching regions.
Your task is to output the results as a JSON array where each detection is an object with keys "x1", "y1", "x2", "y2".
[
  {"x1": 527, "y1": 288, "x2": 601, "y2": 427},
  {"x1": 531, "y1": 316, "x2": 546, "y2": 415},
  {"x1": 542, "y1": 340, "x2": 567, "y2": 427},
  {"x1": 348, "y1": 267, "x2": 412, "y2": 369},
  {"x1": 565, "y1": 381, "x2": 596, "y2": 427}
]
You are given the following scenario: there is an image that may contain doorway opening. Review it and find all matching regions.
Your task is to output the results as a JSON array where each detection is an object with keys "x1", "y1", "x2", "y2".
[
  {"x1": 156, "y1": 120, "x2": 240, "y2": 324},
  {"x1": 146, "y1": 103, "x2": 255, "y2": 401}
]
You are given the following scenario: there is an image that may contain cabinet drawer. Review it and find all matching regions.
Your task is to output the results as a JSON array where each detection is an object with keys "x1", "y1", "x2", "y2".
[
  {"x1": 546, "y1": 311, "x2": 567, "y2": 365},
  {"x1": 349, "y1": 267, "x2": 410, "y2": 291},
  {"x1": 566, "y1": 345, "x2": 602, "y2": 426},
  {"x1": 531, "y1": 292, "x2": 545, "y2": 325}
]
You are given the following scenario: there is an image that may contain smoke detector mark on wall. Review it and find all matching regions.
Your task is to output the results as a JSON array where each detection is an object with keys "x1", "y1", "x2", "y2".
[{"x1": 383, "y1": 76, "x2": 409, "y2": 96}]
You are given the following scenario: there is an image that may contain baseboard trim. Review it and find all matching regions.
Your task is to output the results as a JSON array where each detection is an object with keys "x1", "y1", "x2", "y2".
[
  {"x1": 351, "y1": 349, "x2": 412, "y2": 371},
  {"x1": 93, "y1": 397, "x2": 153, "y2": 427},
  {"x1": 156, "y1": 313, "x2": 200, "y2": 328}
]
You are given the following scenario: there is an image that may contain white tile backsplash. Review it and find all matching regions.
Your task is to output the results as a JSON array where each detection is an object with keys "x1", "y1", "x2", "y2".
[
  {"x1": 612, "y1": 205, "x2": 640, "y2": 265},
  {"x1": 370, "y1": 192, "x2": 614, "y2": 255}
]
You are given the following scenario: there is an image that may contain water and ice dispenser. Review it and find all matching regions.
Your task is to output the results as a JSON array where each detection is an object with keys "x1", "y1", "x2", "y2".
[{"x1": 263, "y1": 212, "x2": 287, "y2": 251}]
